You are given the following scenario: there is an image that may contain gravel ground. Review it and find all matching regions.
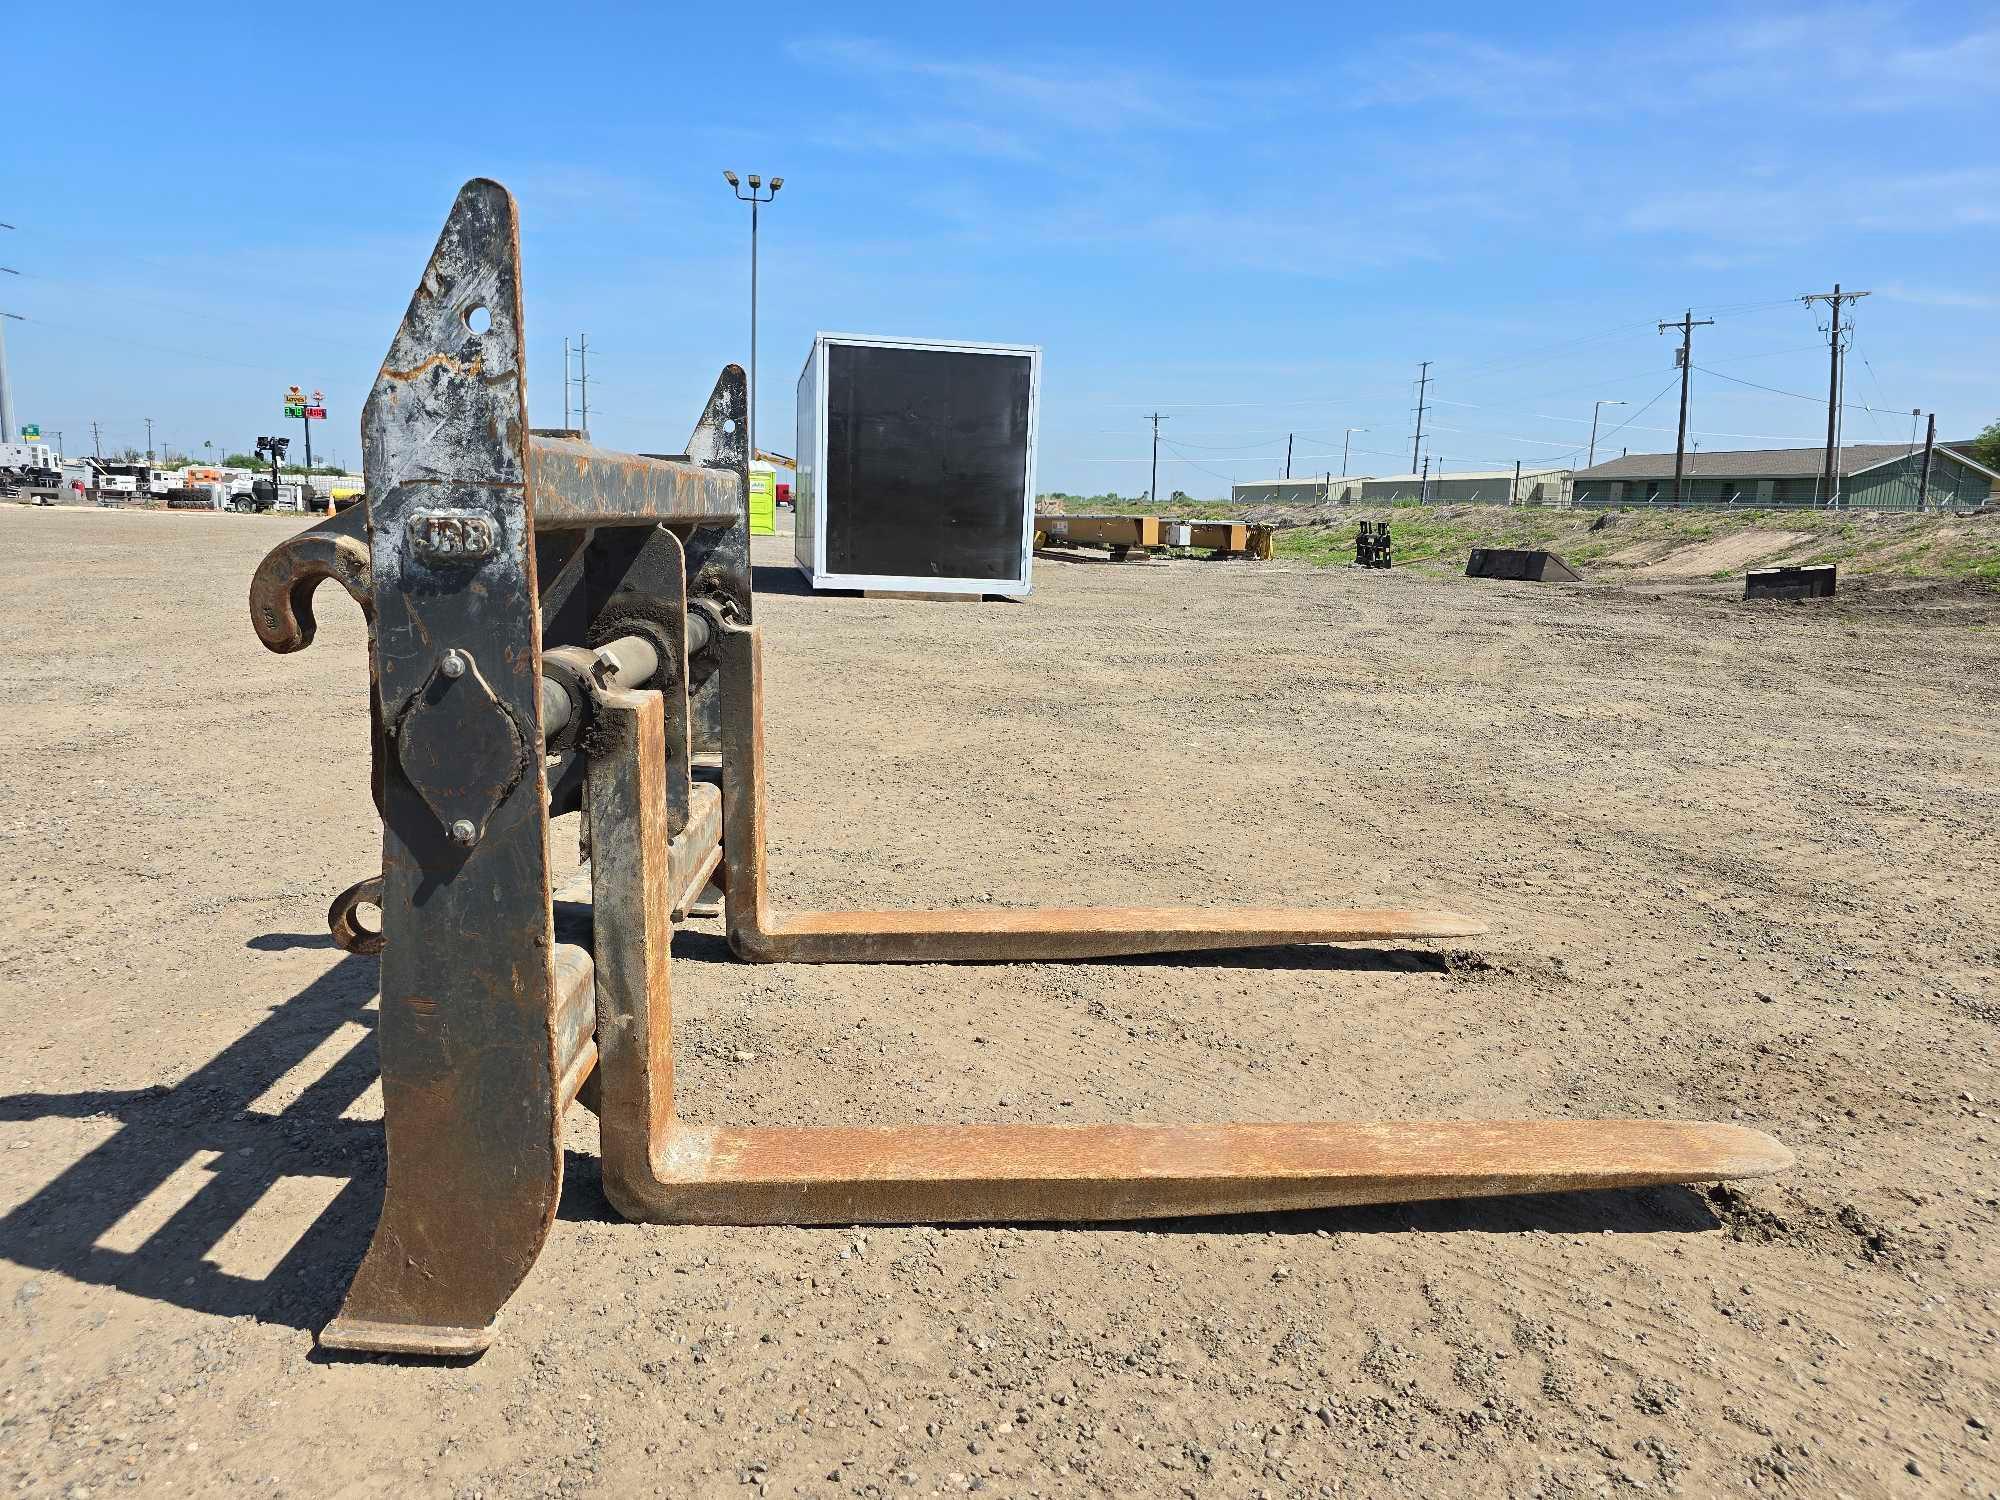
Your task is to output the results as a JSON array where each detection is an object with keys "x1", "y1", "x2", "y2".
[{"x1": 1, "y1": 505, "x2": 1995, "y2": 1499}]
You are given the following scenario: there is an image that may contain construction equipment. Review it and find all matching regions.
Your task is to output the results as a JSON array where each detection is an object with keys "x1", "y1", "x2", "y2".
[
  {"x1": 1035, "y1": 512, "x2": 1162, "y2": 561},
  {"x1": 1745, "y1": 564, "x2": 1835, "y2": 601},
  {"x1": 1036, "y1": 515, "x2": 1274, "y2": 563},
  {"x1": 1355, "y1": 520, "x2": 1392, "y2": 568},
  {"x1": 1164, "y1": 520, "x2": 1276, "y2": 560},
  {"x1": 248, "y1": 180, "x2": 1789, "y2": 1358},
  {"x1": 1466, "y1": 548, "x2": 1582, "y2": 583}
]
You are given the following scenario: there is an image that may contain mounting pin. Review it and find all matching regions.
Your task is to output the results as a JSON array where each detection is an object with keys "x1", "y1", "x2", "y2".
[
  {"x1": 441, "y1": 650, "x2": 467, "y2": 680},
  {"x1": 449, "y1": 819, "x2": 478, "y2": 846}
]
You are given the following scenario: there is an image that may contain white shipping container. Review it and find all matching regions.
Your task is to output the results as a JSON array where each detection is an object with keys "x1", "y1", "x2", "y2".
[{"x1": 795, "y1": 333, "x2": 1039, "y2": 596}]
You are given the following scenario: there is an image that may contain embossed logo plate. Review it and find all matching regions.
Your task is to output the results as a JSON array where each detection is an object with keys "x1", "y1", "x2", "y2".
[{"x1": 410, "y1": 510, "x2": 498, "y2": 564}]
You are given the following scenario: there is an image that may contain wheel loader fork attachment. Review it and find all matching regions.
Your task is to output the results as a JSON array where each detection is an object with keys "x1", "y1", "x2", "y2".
[
  {"x1": 317, "y1": 179, "x2": 565, "y2": 1357},
  {"x1": 241, "y1": 177, "x2": 1789, "y2": 1361}
]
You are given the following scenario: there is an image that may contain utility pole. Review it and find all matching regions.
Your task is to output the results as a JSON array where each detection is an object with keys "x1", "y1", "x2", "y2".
[
  {"x1": 145, "y1": 417, "x2": 154, "y2": 462},
  {"x1": 92, "y1": 421, "x2": 102, "y2": 461},
  {"x1": 1917, "y1": 413, "x2": 1936, "y2": 513},
  {"x1": 1148, "y1": 412, "x2": 1168, "y2": 506},
  {"x1": 1513, "y1": 458, "x2": 1522, "y2": 507},
  {"x1": 1587, "y1": 399, "x2": 1626, "y2": 469},
  {"x1": 1801, "y1": 283, "x2": 1870, "y2": 508},
  {"x1": 1410, "y1": 361, "x2": 1431, "y2": 472},
  {"x1": 1342, "y1": 427, "x2": 1365, "y2": 477},
  {"x1": 1284, "y1": 432, "x2": 1293, "y2": 479},
  {"x1": 563, "y1": 335, "x2": 571, "y2": 429},
  {"x1": 576, "y1": 333, "x2": 590, "y2": 435},
  {"x1": 1419, "y1": 454, "x2": 1429, "y2": 504},
  {"x1": 1657, "y1": 309, "x2": 1713, "y2": 503}
]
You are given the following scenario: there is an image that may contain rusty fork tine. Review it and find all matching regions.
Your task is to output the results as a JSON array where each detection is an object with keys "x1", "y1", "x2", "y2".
[
  {"x1": 715, "y1": 619, "x2": 1483, "y2": 963},
  {"x1": 630, "y1": 1120, "x2": 1793, "y2": 1225}
]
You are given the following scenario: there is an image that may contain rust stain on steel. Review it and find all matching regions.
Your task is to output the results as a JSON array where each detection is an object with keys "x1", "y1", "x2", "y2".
[
  {"x1": 716, "y1": 619, "x2": 1483, "y2": 963},
  {"x1": 327, "y1": 874, "x2": 385, "y2": 956},
  {"x1": 248, "y1": 504, "x2": 374, "y2": 653},
  {"x1": 527, "y1": 435, "x2": 743, "y2": 530},
  {"x1": 619, "y1": 1119, "x2": 1791, "y2": 1225},
  {"x1": 585, "y1": 687, "x2": 680, "y2": 1217},
  {"x1": 380, "y1": 349, "x2": 487, "y2": 384}
]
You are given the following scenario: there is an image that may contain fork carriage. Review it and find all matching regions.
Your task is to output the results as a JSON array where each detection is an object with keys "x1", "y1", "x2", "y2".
[{"x1": 249, "y1": 180, "x2": 1788, "y2": 1357}]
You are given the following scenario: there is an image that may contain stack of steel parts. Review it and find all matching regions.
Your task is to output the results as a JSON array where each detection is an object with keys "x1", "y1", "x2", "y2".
[
  {"x1": 1355, "y1": 520, "x2": 1393, "y2": 568},
  {"x1": 248, "y1": 180, "x2": 1790, "y2": 1358}
]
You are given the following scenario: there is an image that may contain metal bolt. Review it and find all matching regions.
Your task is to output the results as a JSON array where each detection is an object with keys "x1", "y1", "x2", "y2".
[
  {"x1": 440, "y1": 650, "x2": 467, "y2": 680},
  {"x1": 449, "y1": 819, "x2": 478, "y2": 846}
]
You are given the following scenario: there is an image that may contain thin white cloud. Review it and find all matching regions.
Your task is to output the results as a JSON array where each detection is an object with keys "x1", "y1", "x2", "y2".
[
  {"x1": 789, "y1": 35, "x2": 1213, "y2": 131},
  {"x1": 1342, "y1": 9, "x2": 2000, "y2": 118},
  {"x1": 1879, "y1": 281, "x2": 2000, "y2": 311},
  {"x1": 1627, "y1": 167, "x2": 2000, "y2": 241},
  {"x1": 812, "y1": 114, "x2": 1042, "y2": 163}
]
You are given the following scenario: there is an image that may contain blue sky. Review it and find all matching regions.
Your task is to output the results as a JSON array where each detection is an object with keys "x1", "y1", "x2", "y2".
[{"x1": 5, "y1": 2, "x2": 1995, "y2": 491}]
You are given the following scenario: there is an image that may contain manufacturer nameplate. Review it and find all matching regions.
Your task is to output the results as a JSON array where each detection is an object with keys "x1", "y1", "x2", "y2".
[{"x1": 410, "y1": 510, "x2": 498, "y2": 564}]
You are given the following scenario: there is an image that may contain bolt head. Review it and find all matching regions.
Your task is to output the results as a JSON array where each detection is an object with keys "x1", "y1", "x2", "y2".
[
  {"x1": 449, "y1": 819, "x2": 478, "y2": 846},
  {"x1": 440, "y1": 651, "x2": 466, "y2": 680}
]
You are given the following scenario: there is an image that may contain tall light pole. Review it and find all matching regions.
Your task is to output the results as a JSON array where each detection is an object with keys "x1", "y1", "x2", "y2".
[
  {"x1": 1341, "y1": 426, "x2": 1367, "y2": 477},
  {"x1": 1587, "y1": 399, "x2": 1626, "y2": 469},
  {"x1": 0, "y1": 249, "x2": 17, "y2": 445},
  {"x1": 723, "y1": 171, "x2": 783, "y2": 462}
]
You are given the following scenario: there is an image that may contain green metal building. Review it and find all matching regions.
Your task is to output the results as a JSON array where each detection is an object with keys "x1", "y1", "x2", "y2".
[{"x1": 1571, "y1": 443, "x2": 1995, "y2": 510}]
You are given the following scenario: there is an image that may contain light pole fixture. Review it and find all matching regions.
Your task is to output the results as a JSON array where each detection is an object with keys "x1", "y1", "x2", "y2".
[
  {"x1": 1341, "y1": 426, "x2": 1367, "y2": 477},
  {"x1": 1587, "y1": 399, "x2": 1627, "y2": 469},
  {"x1": 723, "y1": 171, "x2": 783, "y2": 464}
]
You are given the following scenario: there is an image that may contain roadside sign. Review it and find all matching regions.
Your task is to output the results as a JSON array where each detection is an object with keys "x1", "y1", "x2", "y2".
[
  {"x1": 20, "y1": 424, "x2": 39, "y2": 439},
  {"x1": 285, "y1": 385, "x2": 326, "y2": 420}
]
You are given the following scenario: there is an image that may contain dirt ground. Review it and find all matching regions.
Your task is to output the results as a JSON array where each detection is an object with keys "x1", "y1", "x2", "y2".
[{"x1": 2, "y1": 505, "x2": 1996, "y2": 1500}]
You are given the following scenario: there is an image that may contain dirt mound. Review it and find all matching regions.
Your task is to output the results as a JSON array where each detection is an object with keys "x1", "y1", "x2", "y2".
[{"x1": 1636, "y1": 530, "x2": 1817, "y2": 576}]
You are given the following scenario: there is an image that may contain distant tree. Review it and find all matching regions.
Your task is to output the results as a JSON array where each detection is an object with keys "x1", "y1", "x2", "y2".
[{"x1": 1971, "y1": 418, "x2": 2000, "y2": 473}]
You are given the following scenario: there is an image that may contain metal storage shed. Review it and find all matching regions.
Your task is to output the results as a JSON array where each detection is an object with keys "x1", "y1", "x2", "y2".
[{"x1": 1570, "y1": 444, "x2": 1998, "y2": 510}]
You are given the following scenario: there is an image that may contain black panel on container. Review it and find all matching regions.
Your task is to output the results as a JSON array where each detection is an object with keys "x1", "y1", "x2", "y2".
[{"x1": 825, "y1": 343, "x2": 1031, "y2": 581}]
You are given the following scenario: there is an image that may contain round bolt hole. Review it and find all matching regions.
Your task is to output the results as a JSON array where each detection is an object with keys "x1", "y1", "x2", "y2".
[
  {"x1": 722, "y1": 419, "x2": 737, "y2": 434},
  {"x1": 464, "y1": 304, "x2": 492, "y2": 334}
]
